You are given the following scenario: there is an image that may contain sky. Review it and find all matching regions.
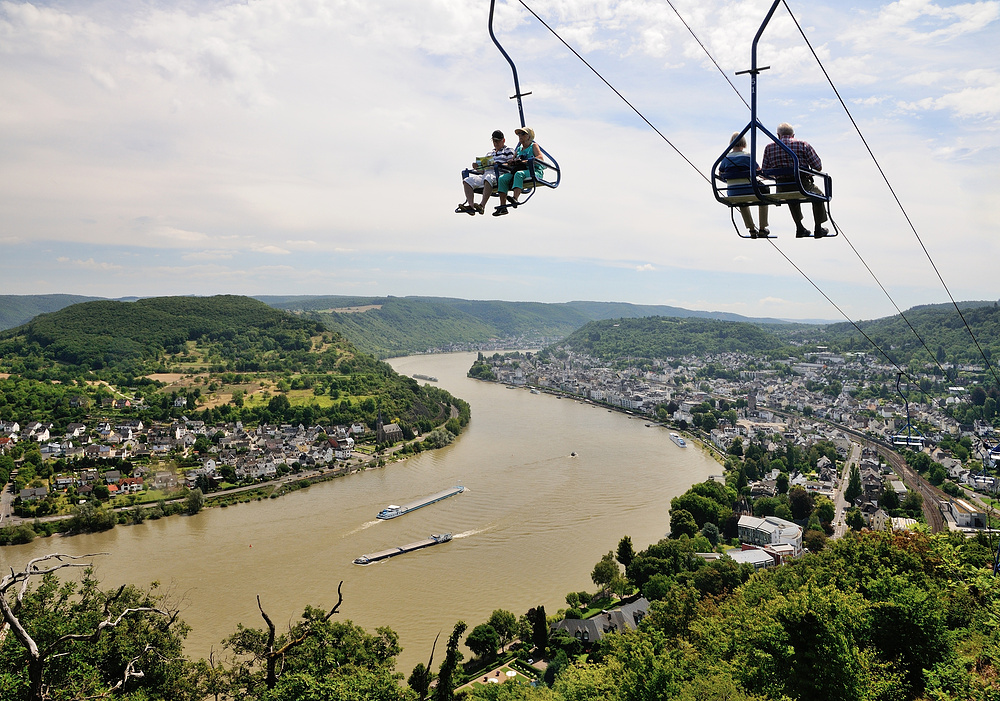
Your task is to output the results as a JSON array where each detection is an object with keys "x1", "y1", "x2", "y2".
[{"x1": 1, "y1": 0, "x2": 998, "y2": 322}]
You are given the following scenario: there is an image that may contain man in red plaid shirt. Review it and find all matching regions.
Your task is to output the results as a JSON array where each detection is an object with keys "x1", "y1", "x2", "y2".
[{"x1": 762, "y1": 123, "x2": 829, "y2": 238}]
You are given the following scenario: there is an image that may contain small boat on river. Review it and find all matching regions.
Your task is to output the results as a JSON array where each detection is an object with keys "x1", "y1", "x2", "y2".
[
  {"x1": 670, "y1": 432, "x2": 687, "y2": 448},
  {"x1": 353, "y1": 533, "x2": 452, "y2": 565},
  {"x1": 377, "y1": 485, "x2": 465, "y2": 520}
]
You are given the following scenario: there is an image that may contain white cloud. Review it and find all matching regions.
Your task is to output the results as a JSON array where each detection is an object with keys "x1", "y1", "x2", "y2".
[{"x1": 0, "y1": 0, "x2": 996, "y2": 318}]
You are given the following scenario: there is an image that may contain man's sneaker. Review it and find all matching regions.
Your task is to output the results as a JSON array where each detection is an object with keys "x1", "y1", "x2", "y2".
[
  {"x1": 795, "y1": 226, "x2": 810, "y2": 238},
  {"x1": 814, "y1": 226, "x2": 828, "y2": 238}
]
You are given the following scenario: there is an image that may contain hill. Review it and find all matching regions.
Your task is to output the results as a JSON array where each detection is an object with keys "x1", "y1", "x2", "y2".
[
  {"x1": 557, "y1": 316, "x2": 789, "y2": 363},
  {"x1": 0, "y1": 294, "x2": 106, "y2": 331},
  {"x1": 0, "y1": 295, "x2": 325, "y2": 376},
  {"x1": 0, "y1": 295, "x2": 468, "y2": 434},
  {"x1": 785, "y1": 301, "x2": 1000, "y2": 368},
  {"x1": 259, "y1": 295, "x2": 800, "y2": 357}
]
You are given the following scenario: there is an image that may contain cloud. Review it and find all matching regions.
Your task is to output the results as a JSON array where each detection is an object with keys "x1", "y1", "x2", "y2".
[
  {"x1": 57, "y1": 256, "x2": 123, "y2": 271},
  {"x1": 635, "y1": 263, "x2": 656, "y2": 272}
]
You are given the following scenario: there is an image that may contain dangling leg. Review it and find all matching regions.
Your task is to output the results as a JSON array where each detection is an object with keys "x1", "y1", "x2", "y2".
[{"x1": 738, "y1": 205, "x2": 756, "y2": 235}]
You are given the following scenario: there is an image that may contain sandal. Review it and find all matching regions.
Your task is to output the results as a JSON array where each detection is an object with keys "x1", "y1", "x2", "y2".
[
  {"x1": 492, "y1": 205, "x2": 508, "y2": 217},
  {"x1": 455, "y1": 203, "x2": 475, "y2": 215},
  {"x1": 474, "y1": 203, "x2": 485, "y2": 215},
  {"x1": 508, "y1": 199, "x2": 519, "y2": 209}
]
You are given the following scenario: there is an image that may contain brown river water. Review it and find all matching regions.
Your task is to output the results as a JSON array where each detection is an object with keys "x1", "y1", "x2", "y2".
[{"x1": 1, "y1": 352, "x2": 718, "y2": 674}]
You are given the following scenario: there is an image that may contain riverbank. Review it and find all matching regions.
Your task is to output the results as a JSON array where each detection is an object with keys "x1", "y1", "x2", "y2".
[{"x1": 0, "y1": 433, "x2": 450, "y2": 546}]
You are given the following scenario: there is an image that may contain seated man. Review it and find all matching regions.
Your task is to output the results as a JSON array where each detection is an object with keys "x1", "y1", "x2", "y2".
[
  {"x1": 762, "y1": 122, "x2": 829, "y2": 238},
  {"x1": 456, "y1": 130, "x2": 515, "y2": 215}
]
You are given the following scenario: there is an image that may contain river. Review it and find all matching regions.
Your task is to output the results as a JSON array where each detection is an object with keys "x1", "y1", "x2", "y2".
[{"x1": 1, "y1": 352, "x2": 718, "y2": 674}]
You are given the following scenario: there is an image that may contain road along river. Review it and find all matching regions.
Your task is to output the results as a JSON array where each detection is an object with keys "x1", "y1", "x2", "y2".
[{"x1": 2, "y1": 352, "x2": 719, "y2": 674}]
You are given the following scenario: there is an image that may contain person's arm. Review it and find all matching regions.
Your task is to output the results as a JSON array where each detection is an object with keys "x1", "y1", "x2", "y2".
[{"x1": 532, "y1": 142, "x2": 543, "y2": 162}]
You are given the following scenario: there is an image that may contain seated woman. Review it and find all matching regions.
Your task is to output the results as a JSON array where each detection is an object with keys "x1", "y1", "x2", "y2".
[
  {"x1": 719, "y1": 132, "x2": 769, "y2": 238},
  {"x1": 493, "y1": 126, "x2": 545, "y2": 216}
]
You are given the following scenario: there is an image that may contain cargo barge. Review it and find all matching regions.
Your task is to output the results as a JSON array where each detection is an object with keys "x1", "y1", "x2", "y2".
[
  {"x1": 377, "y1": 485, "x2": 465, "y2": 520},
  {"x1": 412, "y1": 374, "x2": 438, "y2": 382},
  {"x1": 353, "y1": 533, "x2": 452, "y2": 565},
  {"x1": 670, "y1": 432, "x2": 687, "y2": 448}
]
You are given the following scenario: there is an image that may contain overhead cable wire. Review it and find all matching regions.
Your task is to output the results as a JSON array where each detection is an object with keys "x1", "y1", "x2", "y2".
[
  {"x1": 663, "y1": 0, "x2": 750, "y2": 110},
  {"x1": 781, "y1": 0, "x2": 1000, "y2": 389},
  {"x1": 514, "y1": 0, "x2": 970, "y2": 387},
  {"x1": 515, "y1": 0, "x2": 710, "y2": 184},
  {"x1": 765, "y1": 238, "x2": 918, "y2": 384},
  {"x1": 832, "y1": 216, "x2": 951, "y2": 377},
  {"x1": 659, "y1": 0, "x2": 951, "y2": 379}
]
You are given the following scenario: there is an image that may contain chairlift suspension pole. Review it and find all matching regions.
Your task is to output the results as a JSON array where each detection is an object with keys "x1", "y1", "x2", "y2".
[{"x1": 489, "y1": 0, "x2": 529, "y2": 129}]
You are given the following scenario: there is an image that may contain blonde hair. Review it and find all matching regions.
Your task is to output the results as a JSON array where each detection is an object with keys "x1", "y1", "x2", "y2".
[{"x1": 730, "y1": 131, "x2": 747, "y2": 151}]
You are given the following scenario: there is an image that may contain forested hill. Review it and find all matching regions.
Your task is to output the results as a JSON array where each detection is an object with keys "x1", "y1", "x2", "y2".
[
  {"x1": 258, "y1": 295, "x2": 796, "y2": 357},
  {"x1": 559, "y1": 317, "x2": 789, "y2": 361},
  {"x1": 0, "y1": 295, "x2": 325, "y2": 376},
  {"x1": 0, "y1": 295, "x2": 470, "y2": 434},
  {"x1": 0, "y1": 294, "x2": 106, "y2": 331},
  {"x1": 789, "y1": 301, "x2": 1000, "y2": 367}
]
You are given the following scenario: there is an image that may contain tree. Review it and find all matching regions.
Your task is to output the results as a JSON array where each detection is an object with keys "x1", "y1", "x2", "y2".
[
  {"x1": 813, "y1": 495, "x2": 836, "y2": 524},
  {"x1": 0, "y1": 554, "x2": 183, "y2": 701},
  {"x1": 845, "y1": 464, "x2": 862, "y2": 504},
  {"x1": 669, "y1": 509, "x2": 699, "y2": 539},
  {"x1": 701, "y1": 522, "x2": 720, "y2": 547},
  {"x1": 803, "y1": 529, "x2": 827, "y2": 552},
  {"x1": 526, "y1": 606, "x2": 548, "y2": 652},
  {"x1": 728, "y1": 437, "x2": 744, "y2": 457},
  {"x1": 465, "y1": 623, "x2": 499, "y2": 662},
  {"x1": 591, "y1": 551, "x2": 620, "y2": 594},
  {"x1": 846, "y1": 507, "x2": 865, "y2": 531},
  {"x1": 432, "y1": 621, "x2": 466, "y2": 701},
  {"x1": 776, "y1": 472, "x2": 789, "y2": 495},
  {"x1": 487, "y1": 609, "x2": 517, "y2": 652},
  {"x1": 186, "y1": 487, "x2": 204, "y2": 515},
  {"x1": 616, "y1": 535, "x2": 635, "y2": 568},
  {"x1": 788, "y1": 486, "x2": 813, "y2": 521},
  {"x1": 879, "y1": 484, "x2": 901, "y2": 512}
]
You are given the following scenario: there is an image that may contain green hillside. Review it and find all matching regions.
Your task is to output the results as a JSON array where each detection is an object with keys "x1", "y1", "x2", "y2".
[
  {"x1": 260, "y1": 295, "x2": 792, "y2": 357},
  {"x1": 799, "y1": 301, "x2": 1000, "y2": 368},
  {"x1": 558, "y1": 316, "x2": 789, "y2": 362},
  {"x1": 0, "y1": 294, "x2": 105, "y2": 331},
  {"x1": 0, "y1": 295, "x2": 325, "y2": 376},
  {"x1": 0, "y1": 295, "x2": 468, "y2": 434}
]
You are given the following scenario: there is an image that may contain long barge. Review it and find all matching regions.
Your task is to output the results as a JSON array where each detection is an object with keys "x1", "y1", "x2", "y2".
[
  {"x1": 670, "y1": 432, "x2": 687, "y2": 448},
  {"x1": 377, "y1": 485, "x2": 465, "y2": 520},
  {"x1": 353, "y1": 533, "x2": 452, "y2": 565}
]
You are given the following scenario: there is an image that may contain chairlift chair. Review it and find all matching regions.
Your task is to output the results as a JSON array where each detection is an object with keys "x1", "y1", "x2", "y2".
[{"x1": 710, "y1": 0, "x2": 834, "y2": 239}]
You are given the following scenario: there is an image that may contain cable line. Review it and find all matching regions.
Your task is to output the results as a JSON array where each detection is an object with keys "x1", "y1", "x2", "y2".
[
  {"x1": 663, "y1": 0, "x2": 750, "y2": 110},
  {"x1": 515, "y1": 0, "x2": 709, "y2": 184},
  {"x1": 513, "y1": 0, "x2": 987, "y2": 388},
  {"x1": 765, "y1": 238, "x2": 918, "y2": 384},
  {"x1": 781, "y1": 0, "x2": 1000, "y2": 389},
  {"x1": 833, "y1": 217, "x2": 951, "y2": 377}
]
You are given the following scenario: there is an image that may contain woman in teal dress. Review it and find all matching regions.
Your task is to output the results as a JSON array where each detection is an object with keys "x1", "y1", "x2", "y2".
[{"x1": 493, "y1": 126, "x2": 545, "y2": 216}]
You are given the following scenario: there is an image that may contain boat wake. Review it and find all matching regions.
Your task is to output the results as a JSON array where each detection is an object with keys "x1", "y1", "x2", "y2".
[
  {"x1": 344, "y1": 520, "x2": 381, "y2": 536},
  {"x1": 452, "y1": 526, "x2": 491, "y2": 539}
]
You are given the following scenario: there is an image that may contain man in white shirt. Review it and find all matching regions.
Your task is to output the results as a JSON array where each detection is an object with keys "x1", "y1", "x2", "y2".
[{"x1": 456, "y1": 129, "x2": 515, "y2": 215}]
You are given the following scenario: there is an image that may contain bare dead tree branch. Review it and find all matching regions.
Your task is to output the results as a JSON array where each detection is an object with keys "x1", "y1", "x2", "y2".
[
  {"x1": 257, "y1": 581, "x2": 344, "y2": 689},
  {"x1": 0, "y1": 553, "x2": 171, "y2": 701}
]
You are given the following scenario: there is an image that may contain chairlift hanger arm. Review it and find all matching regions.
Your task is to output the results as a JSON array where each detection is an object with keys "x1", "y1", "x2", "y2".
[{"x1": 489, "y1": 0, "x2": 527, "y2": 128}]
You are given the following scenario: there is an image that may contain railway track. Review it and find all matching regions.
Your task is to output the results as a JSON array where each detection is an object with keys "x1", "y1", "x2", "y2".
[{"x1": 767, "y1": 409, "x2": 947, "y2": 533}]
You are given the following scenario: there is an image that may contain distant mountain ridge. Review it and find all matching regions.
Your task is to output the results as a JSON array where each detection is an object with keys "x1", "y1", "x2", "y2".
[
  {"x1": 0, "y1": 294, "x2": 107, "y2": 331},
  {"x1": 256, "y1": 295, "x2": 805, "y2": 357}
]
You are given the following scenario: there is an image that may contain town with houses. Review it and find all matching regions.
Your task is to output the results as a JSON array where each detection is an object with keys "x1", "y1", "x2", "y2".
[
  {"x1": 479, "y1": 346, "x2": 1000, "y2": 547},
  {"x1": 0, "y1": 416, "x2": 410, "y2": 518},
  {"x1": 2, "y1": 344, "x2": 998, "y2": 570}
]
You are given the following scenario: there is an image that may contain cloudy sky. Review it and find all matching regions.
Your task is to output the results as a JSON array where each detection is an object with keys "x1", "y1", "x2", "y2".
[{"x1": 1, "y1": 0, "x2": 997, "y2": 321}]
